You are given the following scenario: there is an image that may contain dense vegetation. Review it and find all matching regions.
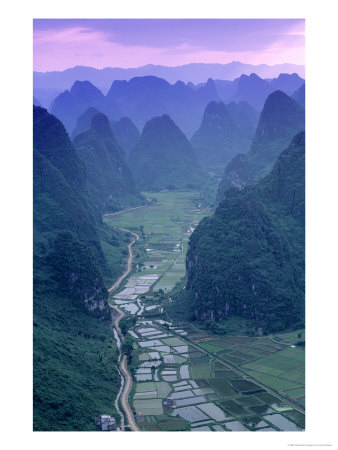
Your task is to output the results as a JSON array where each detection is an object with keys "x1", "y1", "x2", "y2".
[
  {"x1": 33, "y1": 106, "x2": 128, "y2": 430},
  {"x1": 190, "y1": 100, "x2": 258, "y2": 169},
  {"x1": 217, "y1": 90, "x2": 305, "y2": 202},
  {"x1": 129, "y1": 114, "x2": 206, "y2": 190},
  {"x1": 185, "y1": 132, "x2": 305, "y2": 333},
  {"x1": 33, "y1": 276, "x2": 121, "y2": 430},
  {"x1": 73, "y1": 113, "x2": 145, "y2": 213}
]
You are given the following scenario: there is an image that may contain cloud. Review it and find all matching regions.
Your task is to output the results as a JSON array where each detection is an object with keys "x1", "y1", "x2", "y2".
[{"x1": 33, "y1": 20, "x2": 305, "y2": 71}]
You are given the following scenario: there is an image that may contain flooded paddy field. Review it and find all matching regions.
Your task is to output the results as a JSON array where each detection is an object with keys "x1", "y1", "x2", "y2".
[
  {"x1": 104, "y1": 191, "x2": 305, "y2": 431},
  {"x1": 123, "y1": 316, "x2": 305, "y2": 431}
]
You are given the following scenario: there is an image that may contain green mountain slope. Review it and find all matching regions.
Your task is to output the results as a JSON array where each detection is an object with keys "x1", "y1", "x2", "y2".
[
  {"x1": 217, "y1": 90, "x2": 305, "y2": 203},
  {"x1": 73, "y1": 113, "x2": 145, "y2": 213},
  {"x1": 185, "y1": 132, "x2": 305, "y2": 333},
  {"x1": 128, "y1": 114, "x2": 206, "y2": 190},
  {"x1": 33, "y1": 106, "x2": 127, "y2": 430},
  {"x1": 190, "y1": 100, "x2": 258, "y2": 168}
]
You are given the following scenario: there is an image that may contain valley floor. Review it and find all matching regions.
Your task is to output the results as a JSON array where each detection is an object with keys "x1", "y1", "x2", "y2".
[{"x1": 103, "y1": 190, "x2": 305, "y2": 432}]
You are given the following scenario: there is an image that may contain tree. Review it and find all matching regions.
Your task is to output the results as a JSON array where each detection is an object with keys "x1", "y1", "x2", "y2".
[
  {"x1": 119, "y1": 318, "x2": 128, "y2": 335},
  {"x1": 121, "y1": 336, "x2": 133, "y2": 358}
]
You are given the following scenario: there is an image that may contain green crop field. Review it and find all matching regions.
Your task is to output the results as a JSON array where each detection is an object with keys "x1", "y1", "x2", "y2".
[
  {"x1": 189, "y1": 364, "x2": 212, "y2": 379},
  {"x1": 162, "y1": 337, "x2": 186, "y2": 346},
  {"x1": 155, "y1": 382, "x2": 172, "y2": 398},
  {"x1": 208, "y1": 379, "x2": 237, "y2": 397},
  {"x1": 284, "y1": 387, "x2": 305, "y2": 398},
  {"x1": 240, "y1": 346, "x2": 305, "y2": 394},
  {"x1": 157, "y1": 415, "x2": 189, "y2": 431},
  {"x1": 103, "y1": 190, "x2": 305, "y2": 430},
  {"x1": 104, "y1": 191, "x2": 208, "y2": 238},
  {"x1": 104, "y1": 191, "x2": 210, "y2": 296},
  {"x1": 274, "y1": 329, "x2": 305, "y2": 345},
  {"x1": 199, "y1": 342, "x2": 225, "y2": 353},
  {"x1": 136, "y1": 382, "x2": 157, "y2": 393},
  {"x1": 245, "y1": 370, "x2": 301, "y2": 391},
  {"x1": 219, "y1": 400, "x2": 248, "y2": 416},
  {"x1": 133, "y1": 399, "x2": 164, "y2": 415}
]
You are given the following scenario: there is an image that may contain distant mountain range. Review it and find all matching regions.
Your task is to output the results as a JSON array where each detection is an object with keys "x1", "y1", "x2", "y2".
[
  {"x1": 48, "y1": 73, "x2": 304, "y2": 139},
  {"x1": 50, "y1": 80, "x2": 121, "y2": 133},
  {"x1": 34, "y1": 62, "x2": 305, "y2": 91},
  {"x1": 50, "y1": 76, "x2": 220, "y2": 137}
]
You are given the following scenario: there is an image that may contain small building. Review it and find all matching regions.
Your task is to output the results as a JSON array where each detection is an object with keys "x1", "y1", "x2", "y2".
[
  {"x1": 135, "y1": 412, "x2": 144, "y2": 422},
  {"x1": 95, "y1": 414, "x2": 117, "y2": 431},
  {"x1": 162, "y1": 398, "x2": 174, "y2": 408}
]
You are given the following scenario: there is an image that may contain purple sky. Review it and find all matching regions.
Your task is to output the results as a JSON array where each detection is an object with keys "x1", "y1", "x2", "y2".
[{"x1": 33, "y1": 19, "x2": 305, "y2": 72}]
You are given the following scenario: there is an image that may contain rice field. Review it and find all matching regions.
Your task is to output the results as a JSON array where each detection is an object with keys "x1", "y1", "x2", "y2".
[
  {"x1": 130, "y1": 310, "x2": 305, "y2": 431},
  {"x1": 104, "y1": 191, "x2": 305, "y2": 431}
]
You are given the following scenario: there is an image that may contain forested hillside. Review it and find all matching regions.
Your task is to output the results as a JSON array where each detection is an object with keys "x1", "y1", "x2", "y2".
[
  {"x1": 217, "y1": 90, "x2": 305, "y2": 202},
  {"x1": 186, "y1": 132, "x2": 305, "y2": 333},
  {"x1": 190, "y1": 100, "x2": 258, "y2": 168},
  {"x1": 73, "y1": 112, "x2": 145, "y2": 213},
  {"x1": 33, "y1": 106, "x2": 129, "y2": 430}
]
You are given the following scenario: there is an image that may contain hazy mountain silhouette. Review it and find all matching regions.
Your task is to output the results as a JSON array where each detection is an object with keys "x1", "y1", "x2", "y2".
[
  {"x1": 71, "y1": 107, "x2": 102, "y2": 139},
  {"x1": 73, "y1": 113, "x2": 145, "y2": 213},
  {"x1": 33, "y1": 96, "x2": 42, "y2": 107},
  {"x1": 34, "y1": 62, "x2": 305, "y2": 90},
  {"x1": 110, "y1": 117, "x2": 140, "y2": 156},
  {"x1": 190, "y1": 100, "x2": 259, "y2": 168},
  {"x1": 106, "y1": 75, "x2": 220, "y2": 138},
  {"x1": 292, "y1": 83, "x2": 305, "y2": 108},
  {"x1": 50, "y1": 76, "x2": 220, "y2": 137},
  {"x1": 129, "y1": 114, "x2": 206, "y2": 190},
  {"x1": 197, "y1": 73, "x2": 304, "y2": 110},
  {"x1": 217, "y1": 90, "x2": 305, "y2": 202},
  {"x1": 269, "y1": 73, "x2": 304, "y2": 96},
  {"x1": 50, "y1": 81, "x2": 121, "y2": 133},
  {"x1": 229, "y1": 73, "x2": 274, "y2": 110}
]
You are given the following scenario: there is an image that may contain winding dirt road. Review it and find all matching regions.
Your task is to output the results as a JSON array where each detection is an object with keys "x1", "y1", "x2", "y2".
[
  {"x1": 109, "y1": 228, "x2": 140, "y2": 431},
  {"x1": 108, "y1": 228, "x2": 139, "y2": 294}
]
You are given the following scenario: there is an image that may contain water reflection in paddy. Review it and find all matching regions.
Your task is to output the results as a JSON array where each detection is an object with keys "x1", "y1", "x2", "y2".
[
  {"x1": 135, "y1": 373, "x2": 153, "y2": 381},
  {"x1": 224, "y1": 421, "x2": 249, "y2": 431},
  {"x1": 172, "y1": 406, "x2": 209, "y2": 423},
  {"x1": 139, "y1": 360, "x2": 162, "y2": 368},
  {"x1": 263, "y1": 414, "x2": 303, "y2": 431}
]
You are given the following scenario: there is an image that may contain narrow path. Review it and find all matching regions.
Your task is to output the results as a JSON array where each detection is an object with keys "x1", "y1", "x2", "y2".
[
  {"x1": 119, "y1": 354, "x2": 138, "y2": 430},
  {"x1": 108, "y1": 228, "x2": 139, "y2": 293},
  {"x1": 108, "y1": 228, "x2": 140, "y2": 432},
  {"x1": 103, "y1": 205, "x2": 148, "y2": 217}
]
